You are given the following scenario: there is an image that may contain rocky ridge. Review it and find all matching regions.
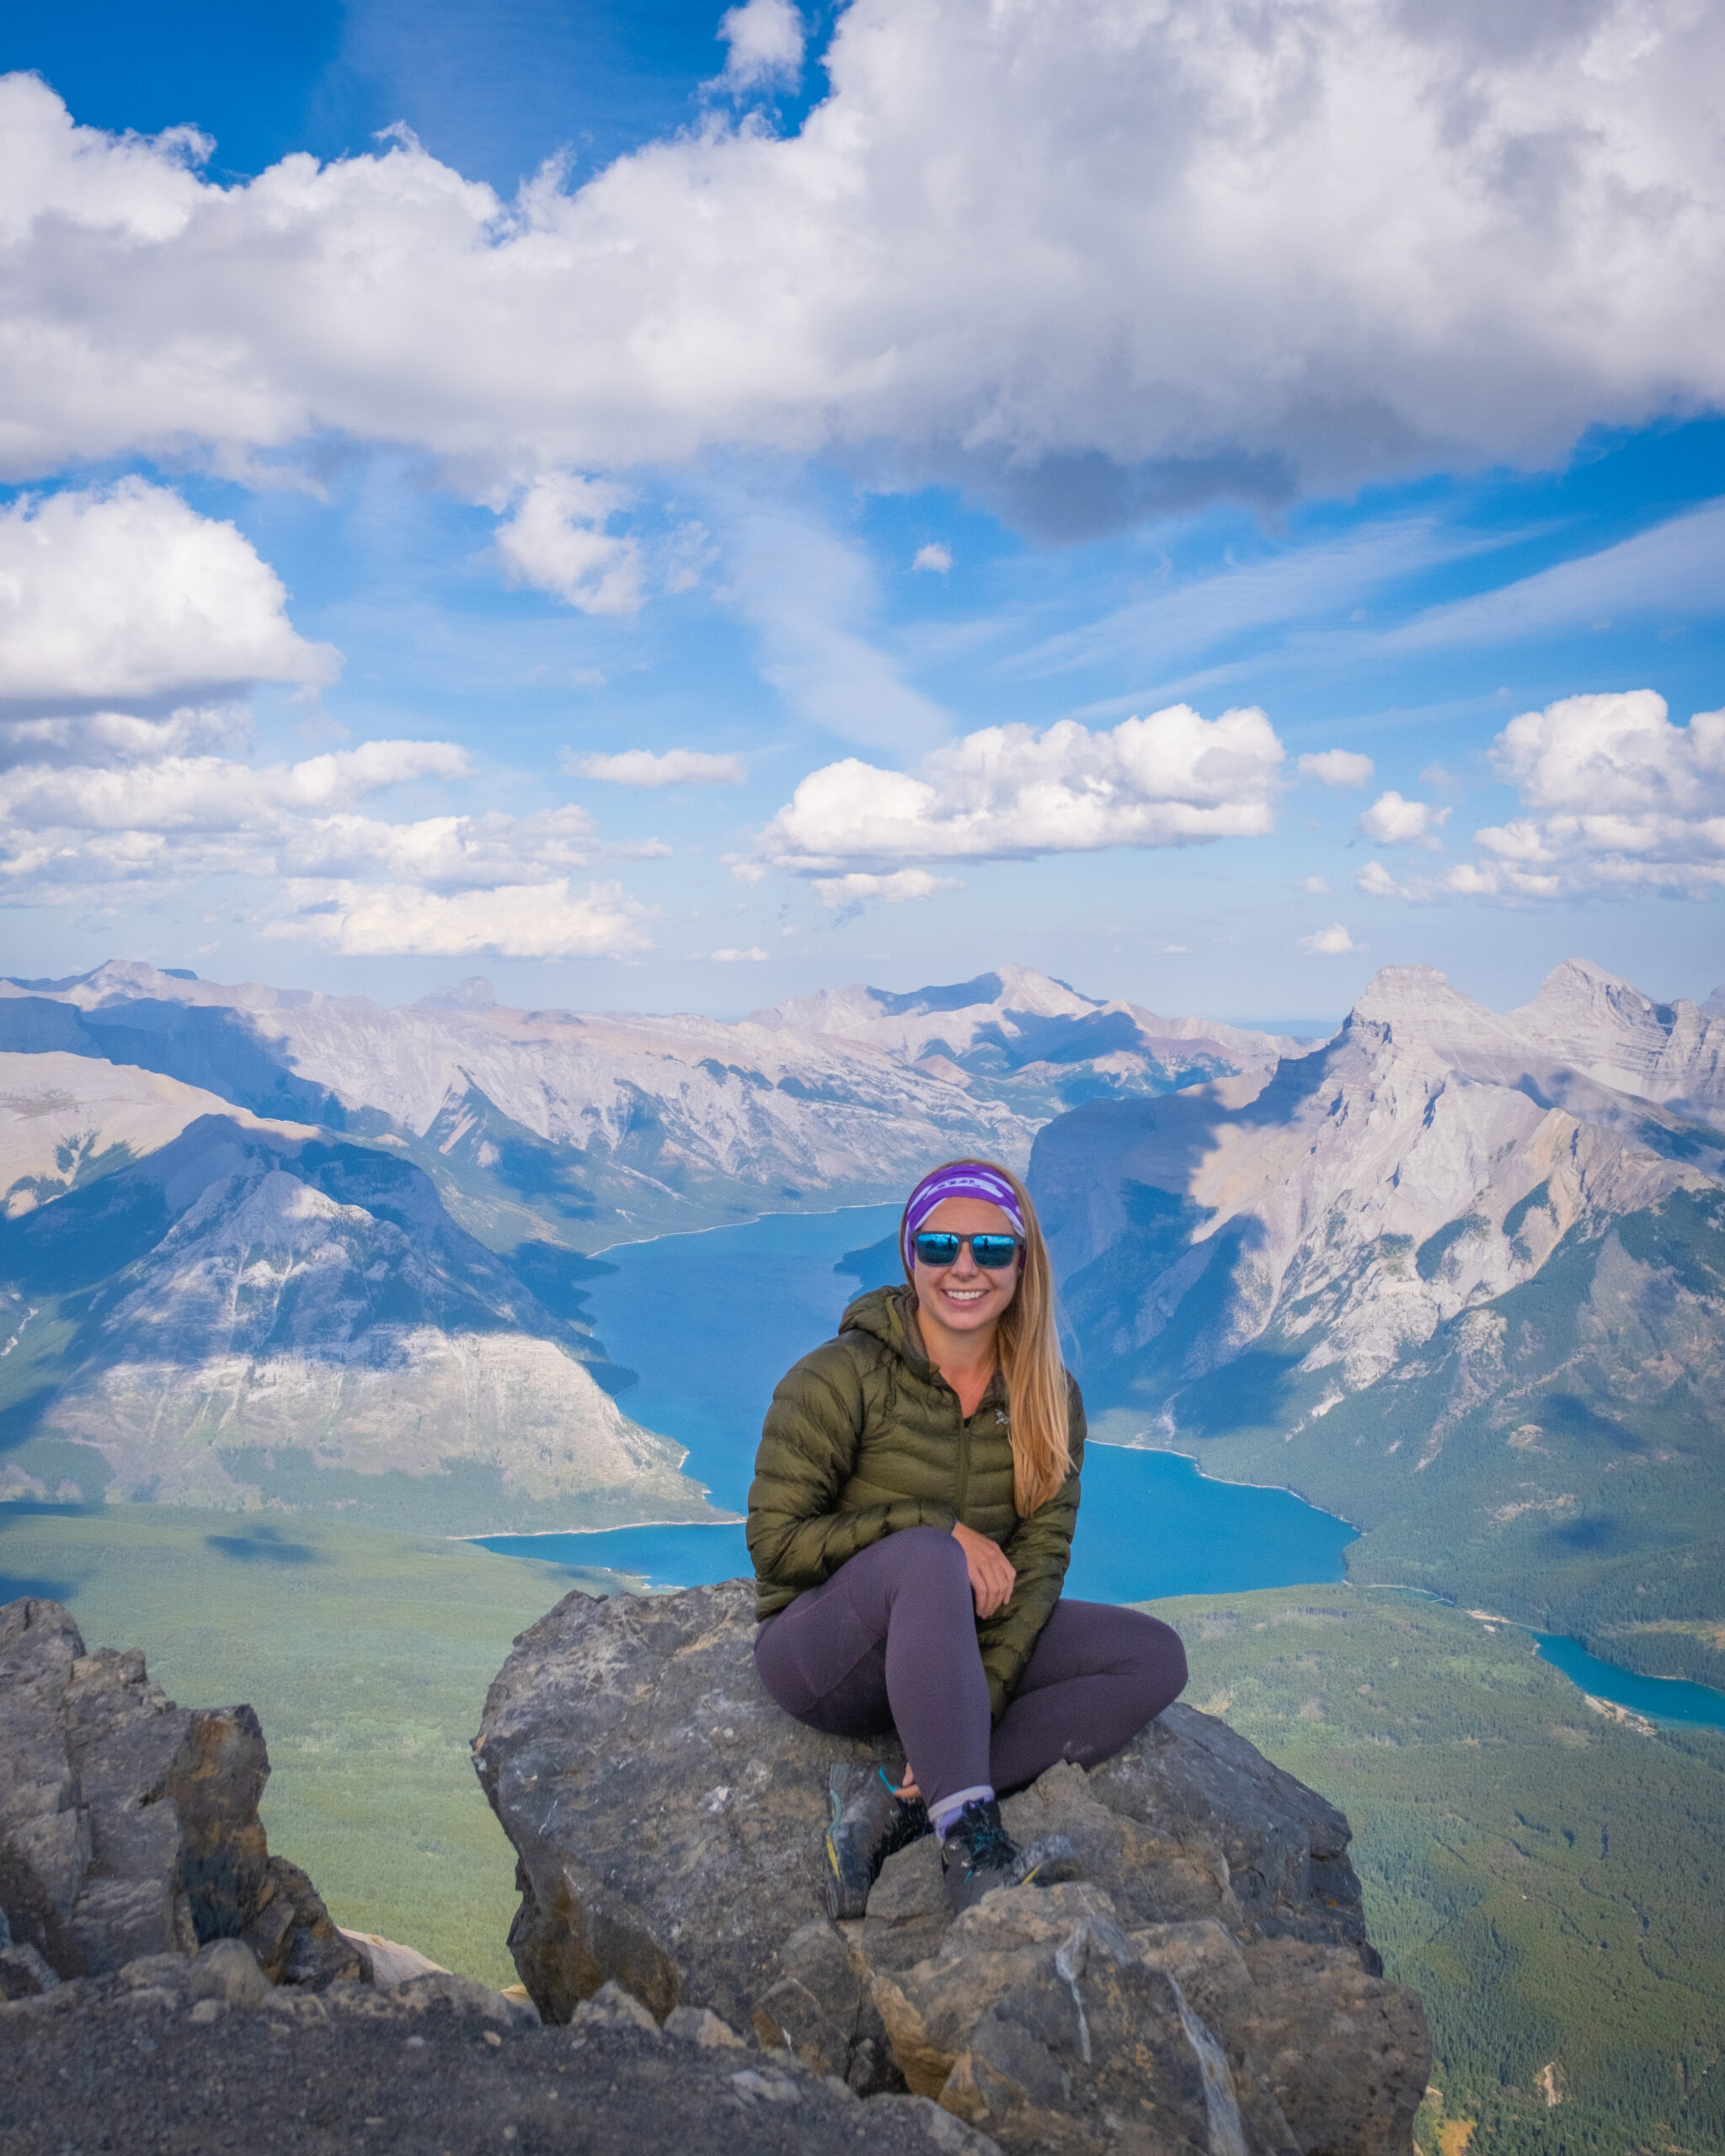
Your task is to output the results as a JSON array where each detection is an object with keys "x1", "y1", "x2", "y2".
[
  {"x1": 0, "y1": 1592, "x2": 985, "y2": 2156},
  {"x1": 475, "y1": 1579, "x2": 1429, "y2": 2156},
  {"x1": 0, "y1": 1115, "x2": 709, "y2": 1524},
  {"x1": 3, "y1": 1587, "x2": 1426, "y2": 2155},
  {"x1": 0, "y1": 960, "x2": 1038, "y2": 1246},
  {"x1": 1034, "y1": 959, "x2": 1725, "y2": 1414},
  {"x1": 751, "y1": 965, "x2": 1298, "y2": 1115},
  {"x1": 0, "y1": 1597, "x2": 360, "y2": 1995}
]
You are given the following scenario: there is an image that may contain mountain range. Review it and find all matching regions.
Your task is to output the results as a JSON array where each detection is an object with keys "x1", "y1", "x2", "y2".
[
  {"x1": 0, "y1": 959, "x2": 1275, "y2": 1529},
  {"x1": 3, "y1": 950, "x2": 1722, "y2": 1705},
  {"x1": 1032, "y1": 958, "x2": 1725, "y2": 1691}
]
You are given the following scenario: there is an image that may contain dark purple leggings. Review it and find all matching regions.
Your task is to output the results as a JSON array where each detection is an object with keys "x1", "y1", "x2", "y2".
[{"x1": 753, "y1": 1526, "x2": 1188, "y2": 1815}]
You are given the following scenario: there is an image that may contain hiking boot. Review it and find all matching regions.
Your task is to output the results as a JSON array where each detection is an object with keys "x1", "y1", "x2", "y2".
[
  {"x1": 824, "y1": 1764, "x2": 930, "y2": 1919},
  {"x1": 938, "y1": 1797, "x2": 1079, "y2": 1917}
]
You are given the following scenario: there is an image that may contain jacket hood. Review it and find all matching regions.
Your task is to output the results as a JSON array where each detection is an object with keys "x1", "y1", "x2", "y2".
[{"x1": 838, "y1": 1283, "x2": 927, "y2": 1366}]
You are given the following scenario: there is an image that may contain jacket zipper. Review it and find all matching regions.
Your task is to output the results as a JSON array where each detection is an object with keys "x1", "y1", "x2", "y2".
[{"x1": 954, "y1": 1390, "x2": 972, "y2": 1525}]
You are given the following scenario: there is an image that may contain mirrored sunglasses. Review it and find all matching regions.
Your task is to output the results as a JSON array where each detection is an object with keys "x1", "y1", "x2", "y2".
[{"x1": 911, "y1": 1231, "x2": 1023, "y2": 1271}]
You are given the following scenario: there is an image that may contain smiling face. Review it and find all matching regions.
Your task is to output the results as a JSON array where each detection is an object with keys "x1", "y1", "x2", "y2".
[{"x1": 910, "y1": 1194, "x2": 1023, "y2": 1352}]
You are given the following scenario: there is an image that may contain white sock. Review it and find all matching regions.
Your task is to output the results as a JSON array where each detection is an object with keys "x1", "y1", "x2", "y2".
[{"x1": 932, "y1": 1785, "x2": 995, "y2": 1838}]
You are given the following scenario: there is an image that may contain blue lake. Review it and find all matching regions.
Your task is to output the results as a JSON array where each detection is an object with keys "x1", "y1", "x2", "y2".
[
  {"x1": 477, "y1": 1204, "x2": 1358, "y2": 1602},
  {"x1": 1533, "y1": 1633, "x2": 1725, "y2": 1730},
  {"x1": 474, "y1": 1206, "x2": 1725, "y2": 1732}
]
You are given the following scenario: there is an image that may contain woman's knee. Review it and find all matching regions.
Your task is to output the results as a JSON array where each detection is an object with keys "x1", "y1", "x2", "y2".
[
  {"x1": 886, "y1": 1524, "x2": 969, "y2": 1583},
  {"x1": 1124, "y1": 1609, "x2": 1188, "y2": 1717}
]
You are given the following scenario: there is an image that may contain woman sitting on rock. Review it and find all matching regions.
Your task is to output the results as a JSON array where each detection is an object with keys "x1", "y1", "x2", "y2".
[{"x1": 747, "y1": 1158, "x2": 1188, "y2": 1920}]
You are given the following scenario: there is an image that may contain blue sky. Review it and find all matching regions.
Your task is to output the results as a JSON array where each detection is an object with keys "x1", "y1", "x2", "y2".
[{"x1": 2, "y1": 0, "x2": 1722, "y2": 1026}]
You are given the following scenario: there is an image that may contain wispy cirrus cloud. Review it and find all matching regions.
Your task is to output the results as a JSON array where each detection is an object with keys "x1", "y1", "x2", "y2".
[
  {"x1": 564, "y1": 747, "x2": 746, "y2": 787},
  {"x1": 724, "y1": 504, "x2": 951, "y2": 752},
  {"x1": 1381, "y1": 504, "x2": 1725, "y2": 651}
]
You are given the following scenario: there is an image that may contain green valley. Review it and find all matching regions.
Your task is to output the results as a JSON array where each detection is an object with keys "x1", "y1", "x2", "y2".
[{"x1": 1159, "y1": 1584, "x2": 1725, "y2": 2154}]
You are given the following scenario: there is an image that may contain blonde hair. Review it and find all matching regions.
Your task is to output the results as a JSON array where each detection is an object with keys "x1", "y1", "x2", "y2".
[{"x1": 900, "y1": 1158, "x2": 1071, "y2": 1515}]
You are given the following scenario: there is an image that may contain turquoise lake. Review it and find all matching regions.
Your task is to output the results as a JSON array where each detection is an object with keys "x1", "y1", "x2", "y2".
[
  {"x1": 1532, "y1": 1633, "x2": 1725, "y2": 1729},
  {"x1": 478, "y1": 1204, "x2": 1359, "y2": 1604},
  {"x1": 475, "y1": 1204, "x2": 1725, "y2": 1732}
]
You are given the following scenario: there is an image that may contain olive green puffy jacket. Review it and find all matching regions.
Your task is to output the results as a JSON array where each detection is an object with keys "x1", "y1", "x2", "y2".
[{"x1": 746, "y1": 1284, "x2": 1085, "y2": 1723}]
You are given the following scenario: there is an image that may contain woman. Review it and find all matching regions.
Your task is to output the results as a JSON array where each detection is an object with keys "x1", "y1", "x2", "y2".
[{"x1": 747, "y1": 1159, "x2": 1188, "y2": 1919}]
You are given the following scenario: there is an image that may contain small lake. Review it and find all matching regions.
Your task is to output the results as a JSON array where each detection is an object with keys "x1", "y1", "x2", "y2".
[
  {"x1": 1533, "y1": 1633, "x2": 1725, "y2": 1730},
  {"x1": 477, "y1": 1204, "x2": 1358, "y2": 1603}
]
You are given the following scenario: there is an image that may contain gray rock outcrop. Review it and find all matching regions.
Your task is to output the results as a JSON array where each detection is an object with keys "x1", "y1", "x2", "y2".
[
  {"x1": 475, "y1": 1579, "x2": 1429, "y2": 2156},
  {"x1": 0, "y1": 1955, "x2": 996, "y2": 2156},
  {"x1": 0, "y1": 1598, "x2": 360, "y2": 1991}
]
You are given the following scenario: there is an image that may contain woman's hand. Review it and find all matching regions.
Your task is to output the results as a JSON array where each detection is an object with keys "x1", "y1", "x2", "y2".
[{"x1": 953, "y1": 1520, "x2": 1016, "y2": 1618}]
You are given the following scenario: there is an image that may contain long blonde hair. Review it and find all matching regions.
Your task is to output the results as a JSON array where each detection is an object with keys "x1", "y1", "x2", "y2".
[{"x1": 900, "y1": 1158, "x2": 1071, "y2": 1516}]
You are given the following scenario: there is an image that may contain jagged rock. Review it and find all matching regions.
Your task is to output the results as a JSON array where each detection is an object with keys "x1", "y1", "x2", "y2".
[
  {"x1": 475, "y1": 1579, "x2": 1429, "y2": 2156},
  {"x1": 0, "y1": 1964, "x2": 1001, "y2": 2155},
  {"x1": 339, "y1": 1925, "x2": 451, "y2": 1988},
  {"x1": 0, "y1": 1902, "x2": 58, "y2": 2005},
  {"x1": 0, "y1": 1598, "x2": 361, "y2": 1989},
  {"x1": 665, "y1": 2003, "x2": 748, "y2": 2048}
]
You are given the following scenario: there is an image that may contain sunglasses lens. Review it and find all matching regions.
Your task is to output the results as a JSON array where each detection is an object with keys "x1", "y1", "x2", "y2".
[{"x1": 911, "y1": 1232, "x2": 1022, "y2": 1269}]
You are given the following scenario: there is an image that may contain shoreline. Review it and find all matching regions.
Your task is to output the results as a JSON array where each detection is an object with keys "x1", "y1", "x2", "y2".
[
  {"x1": 1374, "y1": 1582, "x2": 1725, "y2": 1729},
  {"x1": 451, "y1": 1513, "x2": 745, "y2": 1545},
  {"x1": 1085, "y1": 1433, "x2": 1363, "y2": 1534},
  {"x1": 585, "y1": 1195, "x2": 903, "y2": 1261}
]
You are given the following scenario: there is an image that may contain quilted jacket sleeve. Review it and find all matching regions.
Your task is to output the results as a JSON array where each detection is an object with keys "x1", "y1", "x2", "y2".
[
  {"x1": 747, "y1": 1340, "x2": 959, "y2": 1597},
  {"x1": 974, "y1": 1376, "x2": 1086, "y2": 1721}
]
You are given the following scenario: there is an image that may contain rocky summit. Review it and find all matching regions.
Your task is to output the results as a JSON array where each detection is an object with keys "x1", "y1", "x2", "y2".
[
  {"x1": 1, "y1": 1585, "x2": 1427, "y2": 2153},
  {"x1": 0, "y1": 1593, "x2": 989, "y2": 2156},
  {"x1": 475, "y1": 1579, "x2": 1430, "y2": 2156}
]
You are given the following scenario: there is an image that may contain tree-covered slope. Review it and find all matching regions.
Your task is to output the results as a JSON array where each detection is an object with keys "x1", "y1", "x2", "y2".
[
  {"x1": 1033, "y1": 962, "x2": 1725, "y2": 1692},
  {"x1": 1163, "y1": 1586, "x2": 1725, "y2": 2156}
]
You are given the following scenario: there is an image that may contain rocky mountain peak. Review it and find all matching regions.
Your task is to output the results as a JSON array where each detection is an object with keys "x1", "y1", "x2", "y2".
[
  {"x1": 1514, "y1": 957, "x2": 1725, "y2": 1117},
  {"x1": 1343, "y1": 965, "x2": 1509, "y2": 1057}
]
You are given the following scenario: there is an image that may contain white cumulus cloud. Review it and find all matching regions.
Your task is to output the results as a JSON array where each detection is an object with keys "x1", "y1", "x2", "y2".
[
  {"x1": 274, "y1": 878, "x2": 652, "y2": 958},
  {"x1": 3, "y1": 0, "x2": 1725, "y2": 514},
  {"x1": 1299, "y1": 750, "x2": 1374, "y2": 790},
  {"x1": 494, "y1": 474, "x2": 642, "y2": 616},
  {"x1": 812, "y1": 868, "x2": 963, "y2": 908},
  {"x1": 713, "y1": 0, "x2": 805, "y2": 91},
  {"x1": 1358, "y1": 791, "x2": 1450, "y2": 846},
  {"x1": 1473, "y1": 690, "x2": 1725, "y2": 897},
  {"x1": 1299, "y1": 923, "x2": 1359, "y2": 954},
  {"x1": 912, "y1": 544, "x2": 953, "y2": 574},
  {"x1": 708, "y1": 944, "x2": 771, "y2": 961},
  {"x1": 757, "y1": 705, "x2": 1284, "y2": 873},
  {"x1": 0, "y1": 480, "x2": 338, "y2": 712},
  {"x1": 1355, "y1": 690, "x2": 1725, "y2": 900},
  {"x1": 0, "y1": 727, "x2": 657, "y2": 956},
  {"x1": 565, "y1": 748, "x2": 746, "y2": 786}
]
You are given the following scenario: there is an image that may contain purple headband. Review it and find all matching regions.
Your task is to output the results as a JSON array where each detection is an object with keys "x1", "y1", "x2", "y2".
[{"x1": 902, "y1": 1164, "x2": 1026, "y2": 1269}]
